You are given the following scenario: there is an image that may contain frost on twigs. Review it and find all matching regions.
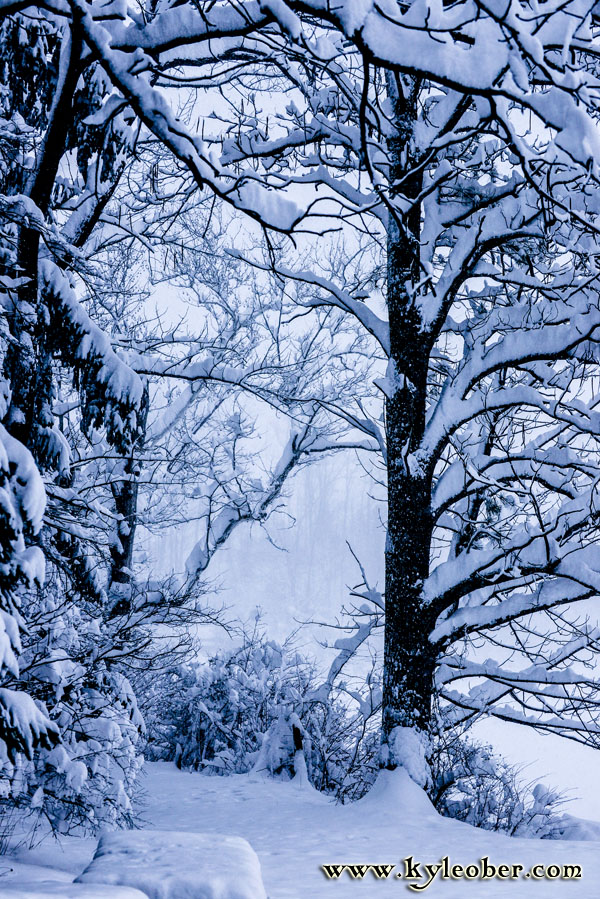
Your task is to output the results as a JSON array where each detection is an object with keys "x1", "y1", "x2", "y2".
[{"x1": 431, "y1": 735, "x2": 569, "y2": 838}]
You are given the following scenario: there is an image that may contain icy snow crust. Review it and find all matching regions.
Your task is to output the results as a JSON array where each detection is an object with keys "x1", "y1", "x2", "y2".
[
  {"x1": 75, "y1": 829, "x2": 267, "y2": 899},
  {"x1": 6, "y1": 761, "x2": 600, "y2": 897}
]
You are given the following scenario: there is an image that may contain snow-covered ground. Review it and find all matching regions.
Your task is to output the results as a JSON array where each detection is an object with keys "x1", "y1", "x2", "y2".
[{"x1": 4, "y1": 761, "x2": 600, "y2": 897}]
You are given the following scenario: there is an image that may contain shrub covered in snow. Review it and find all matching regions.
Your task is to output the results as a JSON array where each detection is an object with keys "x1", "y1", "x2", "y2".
[
  {"x1": 430, "y1": 734, "x2": 567, "y2": 838},
  {"x1": 0, "y1": 418, "x2": 61, "y2": 826},
  {"x1": 142, "y1": 628, "x2": 379, "y2": 799},
  {"x1": 1, "y1": 563, "x2": 144, "y2": 835},
  {"x1": 142, "y1": 627, "x2": 570, "y2": 844}
]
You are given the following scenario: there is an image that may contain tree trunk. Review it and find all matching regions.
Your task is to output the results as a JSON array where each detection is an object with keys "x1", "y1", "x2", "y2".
[
  {"x1": 5, "y1": 26, "x2": 82, "y2": 464},
  {"x1": 381, "y1": 75, "x2": 436, "y2": 775},
  {"x1": 108, "y1": 383, "x2": 149, "y2": 617}
]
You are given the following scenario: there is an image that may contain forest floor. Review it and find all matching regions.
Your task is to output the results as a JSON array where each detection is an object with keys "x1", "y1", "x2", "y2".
[{"x1": 4, "y1": 761, "x2": 600, "y2": 897}]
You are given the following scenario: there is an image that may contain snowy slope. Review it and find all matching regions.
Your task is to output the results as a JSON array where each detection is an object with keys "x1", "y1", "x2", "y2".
[
  {"x1": 136, "y1": 764, "x2": 598, "y2": 897},
  {"x1": 6, "y1": 761, "x2": 600, "y2": 898}
]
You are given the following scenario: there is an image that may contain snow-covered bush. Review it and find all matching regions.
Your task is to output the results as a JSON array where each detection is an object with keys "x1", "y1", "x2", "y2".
[
  {"x1": 0, "y1": 418, "x2": 61, "y2": 810},
  {"x1": 142, "y1": 629, "x2": 379, "y2": 798},
  {"x1": 1, "y1": 563, "x2": 144, "y2": 835},
  {"x1": 143, "y1": 632, "x2": 318, "y2": 776},
  {"x1": 430, "y1": 735, "x2": 567, "y2": 838},
  {"x1": 143, "y1": 628, "x2": 570, "y2": 837}
]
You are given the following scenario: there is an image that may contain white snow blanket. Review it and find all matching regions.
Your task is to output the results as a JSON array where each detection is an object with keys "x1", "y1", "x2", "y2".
[
  {"x1": 1, "y1": 883, "x2": 147, "y2": 898},
  {"x1": 74, "y1": 830, "x2": 267, "y2": 899}
]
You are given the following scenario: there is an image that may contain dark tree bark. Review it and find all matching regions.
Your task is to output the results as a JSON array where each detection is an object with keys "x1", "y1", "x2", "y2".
[
  {"x1": 4, "y1": 25, "x2": 83, "y2": 466},
  {"x1": 108, "y1": 382, "x2": 150, "y2": 617},
  {"x1": 381, "y1": 76, "x2": 437, "y2": 766}
]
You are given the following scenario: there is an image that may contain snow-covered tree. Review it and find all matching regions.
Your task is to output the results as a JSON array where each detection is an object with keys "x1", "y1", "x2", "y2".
[
  {"x1": 215, "y1": 6, "x2": 600, "y2": 777},
  {"x1": 0, "y1": 8, "x2": 177, "y2": 830},
  {"x1": 0, "y1": 6, "x2": 367, "y2": 830},
  {"x1": 0, "y1": 423, "x2": 57, "y2": 771},
  {"x1": 49, "y1": 0, "x2": 600, "y2": 782},
  {"x1": 3, "y1": 0, "x2": 600, "y2": 799}
]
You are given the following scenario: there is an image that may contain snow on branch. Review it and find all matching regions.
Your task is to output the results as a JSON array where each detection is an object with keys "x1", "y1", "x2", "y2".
[
  {"x1": 0, "y1": 688, "x2": 58, "y2": 760},
  {"x1": 0, "y1": 422, "x2": 58, "y2": 762},
  {"x1": 70, "y1": 0, "x2": 305, "y2": 234},
  {"x1": 40, "y1": 260, "x2": 145, "y2": 452},
  {"x1": 184, "y1": 421, "x2": 338, "y2": 579}
]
